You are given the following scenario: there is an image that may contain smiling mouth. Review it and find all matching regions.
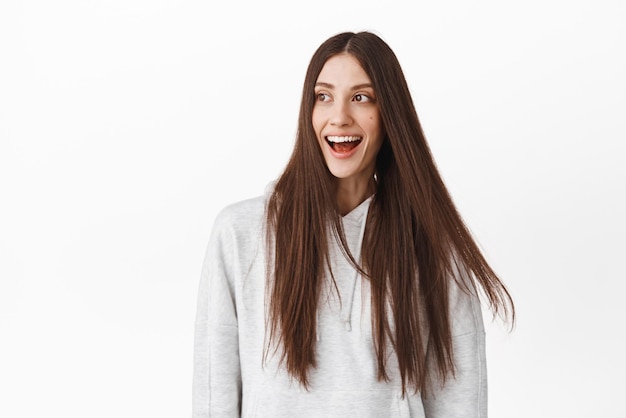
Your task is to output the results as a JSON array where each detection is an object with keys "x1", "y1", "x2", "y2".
[{"x1": 325, "y1": 135, "x2": 363, "y2": 153}]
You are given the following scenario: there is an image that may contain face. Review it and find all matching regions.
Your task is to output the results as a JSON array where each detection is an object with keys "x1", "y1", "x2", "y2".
[{"x1": 312, "y1": 53, "x2": 385, "y2": 189}]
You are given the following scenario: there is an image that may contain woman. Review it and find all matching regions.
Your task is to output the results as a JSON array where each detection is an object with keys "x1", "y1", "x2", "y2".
[{"x1": 193, "y1": 31, "x2": 514, "y2": 417}]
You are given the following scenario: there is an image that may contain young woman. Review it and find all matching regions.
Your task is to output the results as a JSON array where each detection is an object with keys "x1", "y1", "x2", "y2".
[{"x1": 193, "y1": 31, "x2": 514, "y2": 417}]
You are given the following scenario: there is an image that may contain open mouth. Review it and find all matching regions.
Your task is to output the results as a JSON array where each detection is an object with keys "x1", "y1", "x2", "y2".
[{"x1": 325, "y1": 135, "x2": 363, "y2": 153}]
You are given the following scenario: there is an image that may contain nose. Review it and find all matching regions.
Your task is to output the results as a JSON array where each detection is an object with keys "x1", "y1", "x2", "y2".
[{"x1": 329, "y1": 102, "x2": 353, "y2": 126}]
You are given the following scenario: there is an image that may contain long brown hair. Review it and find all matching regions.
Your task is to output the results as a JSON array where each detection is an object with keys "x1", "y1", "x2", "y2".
[{"x1": 266, "y1": 31, "x2": 514, "y2": 395}]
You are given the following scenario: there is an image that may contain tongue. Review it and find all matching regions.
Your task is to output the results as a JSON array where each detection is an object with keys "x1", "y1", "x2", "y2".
[{"x1": 333, "y1": 141, "x2": 359, "y2": 153}]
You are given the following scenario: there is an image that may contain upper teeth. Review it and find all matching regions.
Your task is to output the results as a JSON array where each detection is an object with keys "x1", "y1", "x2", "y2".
[{"x1": 327, "y1": 136, "x2": 362, "y2": 143}]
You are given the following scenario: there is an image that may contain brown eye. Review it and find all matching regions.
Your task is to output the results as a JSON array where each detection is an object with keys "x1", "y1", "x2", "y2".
[
  {"x1": 354, "y1": 94, "x2": 371, "y2": 102},
  {"x1": 316, "y1": 92, "x2": 330, "y2": 101}
]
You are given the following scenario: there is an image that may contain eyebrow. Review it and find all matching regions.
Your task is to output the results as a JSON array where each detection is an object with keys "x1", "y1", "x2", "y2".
[{"x1": 315, "y1": 82, "x2": 374, "y2": 90}]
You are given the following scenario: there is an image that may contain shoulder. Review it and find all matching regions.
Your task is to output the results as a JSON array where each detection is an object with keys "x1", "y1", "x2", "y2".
[
  {"x1": 202, "y1": 194, "x2": 268, "y2": 278},
  {"x1": 212, "y1": 181, "x2": 276, "y2": 233},
  {"x1": 211, "y1": 194, "x2": 267, "y2": 240},
  {"x1": 216, "y1": 194, "x2": 266, "y2": 221}
]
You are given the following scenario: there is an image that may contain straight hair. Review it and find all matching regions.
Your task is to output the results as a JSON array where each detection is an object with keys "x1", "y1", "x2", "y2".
[{"x1": 266, "y1": 31, "x2": 514, "y2": 395}]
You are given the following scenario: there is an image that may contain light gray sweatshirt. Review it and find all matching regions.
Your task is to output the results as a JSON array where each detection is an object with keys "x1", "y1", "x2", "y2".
[{"x1": 193, "y1": 190, "x2": 487, "y2": 417}]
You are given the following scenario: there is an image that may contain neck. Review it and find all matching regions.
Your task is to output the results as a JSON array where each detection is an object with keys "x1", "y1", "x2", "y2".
[{"x1": 335, "y1": 176, "x2": 376, "y2": 216}]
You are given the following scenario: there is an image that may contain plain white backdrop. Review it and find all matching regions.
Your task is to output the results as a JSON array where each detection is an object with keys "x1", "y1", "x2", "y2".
[{"x1": 1, "y1": 0, "x2": 625, "y2": 416}]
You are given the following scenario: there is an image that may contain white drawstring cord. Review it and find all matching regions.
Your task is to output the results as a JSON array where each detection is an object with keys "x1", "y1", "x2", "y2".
[{"x1": 341, "y1": 197, "x2": 372, "y2": 332}]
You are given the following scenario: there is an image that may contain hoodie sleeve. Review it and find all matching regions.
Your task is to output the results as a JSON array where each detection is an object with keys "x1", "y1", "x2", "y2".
[
  {"x1": 192, "y1": 208, "x2": 242, "y2": 417},
  {"x1": 422, "y1": 266, "x2": 488, "y2": 418}
]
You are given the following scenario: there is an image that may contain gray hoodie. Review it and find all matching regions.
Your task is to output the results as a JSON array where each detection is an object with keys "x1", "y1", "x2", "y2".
[{"x1": 193, "y1": 190, "x2": 487, "y2": 417}]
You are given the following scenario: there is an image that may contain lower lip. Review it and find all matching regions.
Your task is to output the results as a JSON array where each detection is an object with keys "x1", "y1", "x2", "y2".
[{"x1": 327, "y1": 140, "x2": 362, "y2": 159}]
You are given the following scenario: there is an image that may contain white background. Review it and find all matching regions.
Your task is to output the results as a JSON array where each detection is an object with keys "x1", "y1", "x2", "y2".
[{"x1": 1, "y1": 1, "x2": 625, "y2": 417}]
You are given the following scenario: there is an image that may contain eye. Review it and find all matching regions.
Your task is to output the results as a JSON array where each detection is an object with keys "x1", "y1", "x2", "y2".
[
  {"x1": 353, "y1": 93, "x2": 373, "y2": 103},
  {"x1": 316, "y1": 92, "x2": 331, "y2": 102}
]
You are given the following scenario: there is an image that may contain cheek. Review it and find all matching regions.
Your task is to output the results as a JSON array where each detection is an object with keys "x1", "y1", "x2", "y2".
[
  {"x1": 311, "y1": 110, "x2": 323, "y2": 136},
  {"x1": 366, "y1": 113, "x2": 382, "y2": 134}
]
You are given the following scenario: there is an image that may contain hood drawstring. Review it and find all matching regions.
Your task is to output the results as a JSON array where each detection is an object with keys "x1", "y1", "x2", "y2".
[
  {"x1": 316, "y1": 197, "x2": 373, "y2": 342},
  {"x1": 341, "y1": 199, "x2": 371, "y2": 332}
]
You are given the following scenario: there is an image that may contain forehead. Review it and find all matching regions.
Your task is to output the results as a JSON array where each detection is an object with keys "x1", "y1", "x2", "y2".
[{"x1": 316, "y1": 53, "x2": 371, "y2": 86}]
